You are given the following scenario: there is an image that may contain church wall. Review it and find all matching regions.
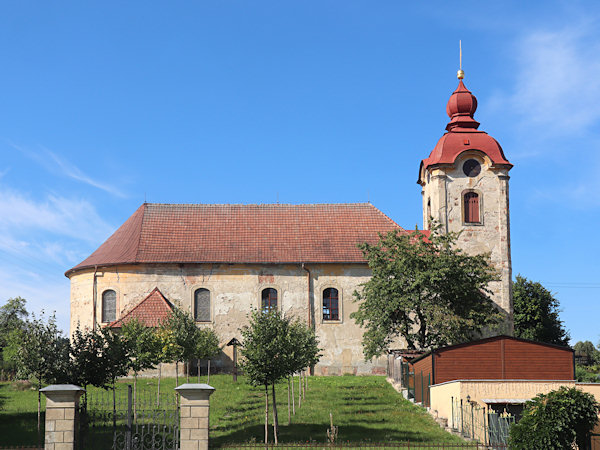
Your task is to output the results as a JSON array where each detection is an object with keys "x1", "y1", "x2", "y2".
[{"x1": 68, "y1": 263, "x2": 388, "y2": 376}]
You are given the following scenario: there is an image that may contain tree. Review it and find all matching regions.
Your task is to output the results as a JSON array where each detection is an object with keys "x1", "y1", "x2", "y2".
[
  {"x1": 352, "y1": 227, "x2": 501, "y2": 358},
  {"x1": 574, "y1": 340, "x2": 599, "y2": 366},
  {"x1": 509, "y1": 386, "x2": 599, "y2": 449},
  {"x1": 160, "y1": 307, "x2": 201, "y2": 385},
  {"x1": 194, "y1": 327, "x2": 221, "y2": 383},
  {"x1": 15, "y1": 312, "x2": 69, "y2": 446},
  {"x1": 240, "y1": 310, "x2": 320, "y2": 444},
  {"x1": 69, "y1": 325, "x2": 111, "y2": 392},
  {"x1": 121, "y1": 318, "x2": 161, "y2": 408},
  {"x1": 513, "y1": 275, "x2": 570, "y2": 346},
  {"x1": 0, "y1": 297, "x2": 29, "y2": 377}
]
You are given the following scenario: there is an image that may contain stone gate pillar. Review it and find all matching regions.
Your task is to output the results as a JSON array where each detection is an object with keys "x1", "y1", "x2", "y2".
[
  {"x1": 175, "y1": 383, "x2": 215, "y2": 450},
  {"x1": 40, "y1": 384, "x2": 85, "y2": 450}
]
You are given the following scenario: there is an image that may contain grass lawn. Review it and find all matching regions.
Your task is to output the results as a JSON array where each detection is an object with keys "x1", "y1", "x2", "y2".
[{"x1": 0, "y1": 375, "x2": 464, "y2": 447}]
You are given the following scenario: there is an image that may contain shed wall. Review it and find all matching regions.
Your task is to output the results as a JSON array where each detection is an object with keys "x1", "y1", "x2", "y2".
[{"x1": 433, "y1": 337, "x2": 573, "y2": 384}]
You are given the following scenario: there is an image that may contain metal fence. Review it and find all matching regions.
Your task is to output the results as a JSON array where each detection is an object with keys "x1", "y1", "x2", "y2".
[
  {"x1": 78, "y1": 385, "x2": 179, "y2": 450},
  {"x1": 387, "y1": 356, "x2": 431, "y2": 407},
  {"x1": 450, "y1": 397, "x2": 513, "y2": 448},
  {"x1": 217, "y1": 443, "x2": 504, "y2": 449}
]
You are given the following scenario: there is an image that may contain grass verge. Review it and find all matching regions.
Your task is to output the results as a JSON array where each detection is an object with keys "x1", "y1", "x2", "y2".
[{"x1": 0, "y1": 375, "x2": 463, "y2": 447}]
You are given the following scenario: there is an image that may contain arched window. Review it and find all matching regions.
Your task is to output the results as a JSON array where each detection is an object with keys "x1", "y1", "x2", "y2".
[
  {"x1": 261, "y1": 288, "x2": 278, "y2": 313},
  {"x1": 464, "y1": 192, "x2": 480, "y2": 223},
  {"x1": 323, "y1": 288, "x2": 339, "y2": 321},
  {"x1": 194, "y1": 288, "x2": 211, "y2": 322},
  {"x1": 102, "y1": 290, "x2": 116, "y2": 323}
]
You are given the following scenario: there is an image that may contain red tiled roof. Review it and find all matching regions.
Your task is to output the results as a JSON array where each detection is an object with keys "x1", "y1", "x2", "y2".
[
  {"x1": 66, "y1": 203, "x2": 403, "y2": 275},
  {"x1": 108, "y1": 287, "x2": 173, "y2": 328},
  {"x1": 418, "y1": 80, "x2": 511, "y2": 181}
]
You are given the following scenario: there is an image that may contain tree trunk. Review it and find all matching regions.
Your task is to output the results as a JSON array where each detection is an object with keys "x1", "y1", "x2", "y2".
[
  {"x1": 198, "y1": 360, "x2": 201, "y2": 383},
  {"x1": 157, "y1": 363, "x2": 161, "y2": 407},
  {"x1": 298, "y1": 372, "x2": 302, "y2": 408},
  {"x1": 272, "y1": 383, "x2": 279, "y2": 444},
  {"x1": 302, "y1": 370, "x2": 306, "y2": 399},
  {"x1": 186, "y1": 360, "x2": 190, "y2": 383},
  {"x1": 207, "y1": 360, "x2": 211, "y2": 385},
  {"x1": 134, "y1": 373, "x2": 138, "y2": 420},
  {"x1": 287, "y1": 377, "x2": 291, "y2": 425},
  {"x1": 264, "y1": 384, "x2": 269, "y2": 444},
  {"x1": 304, "y1": 369, "x2": 307, "y2": 395},
  {"x1": 112, "y1": 382, "x2": 117, "y2": 430},
  {"x1": 176, "y1": 361, "x2": 179, "y2": 387},
  {"x1": 291, "y1": 375, "x2": 295, "y2": 415}
]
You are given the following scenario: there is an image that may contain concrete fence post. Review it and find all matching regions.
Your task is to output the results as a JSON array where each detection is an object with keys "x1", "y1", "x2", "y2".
[
  {"x1": 40, "y1": 384, "x2": 85, "y2": 450},
  {"x1": 175, "y1": 383, "x2": 215, "y2": 450}
]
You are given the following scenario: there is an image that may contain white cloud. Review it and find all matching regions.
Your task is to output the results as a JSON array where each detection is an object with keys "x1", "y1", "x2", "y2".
[
  {"x1": 0, "y1": 187, "x2": 114, "y2": 334},
  {"x1": 0, "y1": 188, "x2": 114, "y2": 244},
  {"x1": 9, "y1": 142, "x2": 126, "y2": 198},
  {"x1": 491, "y1": 23, "x2": 600, "y2": 137}
]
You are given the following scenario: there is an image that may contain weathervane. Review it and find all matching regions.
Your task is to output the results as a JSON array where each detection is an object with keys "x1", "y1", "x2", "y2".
[{"x1": 457, "y1": 40, "x2": 465, "y2": 80}]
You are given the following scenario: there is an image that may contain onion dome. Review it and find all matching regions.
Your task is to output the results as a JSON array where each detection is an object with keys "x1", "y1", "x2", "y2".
[
  {"x1": 445, "y1": 80, "x2": 479, "y2": 131},
  {"x1": 418, "y1": 77, "x2": 512, "y2": 183}
]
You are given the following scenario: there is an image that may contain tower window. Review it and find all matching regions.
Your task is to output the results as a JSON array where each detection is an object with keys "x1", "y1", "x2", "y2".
[
  {"x1": 194, "y1": 288, "x2": 211, "y2": 322},
  {"x1": 102, "y1": 290, "x2": 116, "y2": 323},
  {"x1": 323, "y1": 288, "x2": 339, "y2": 321},
  {"x1": 464, "y1": 192, "x2": 480, "y2": 223},
  {"x1": 261, "y1": 288, "x2": 278, "y2": 313},
  {"x1": 463, "y1": 159, "x2": 481, "y2": 177}
]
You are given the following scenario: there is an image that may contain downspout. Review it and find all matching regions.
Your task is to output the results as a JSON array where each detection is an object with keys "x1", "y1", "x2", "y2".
[
  {"x1": 301, "y1": 263, "x2": 314, "y2": 376},
  {"x1": 301, "y1": 263, "x2": 311, "y2": 328},
  {"x1": 92, "y1": 265, "x2": 98, "y2": 331}
]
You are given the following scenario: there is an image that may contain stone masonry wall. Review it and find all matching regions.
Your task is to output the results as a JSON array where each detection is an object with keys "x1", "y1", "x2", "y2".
[{"x1": 69, "y1": 262, "x2": 387, "y2": 375}]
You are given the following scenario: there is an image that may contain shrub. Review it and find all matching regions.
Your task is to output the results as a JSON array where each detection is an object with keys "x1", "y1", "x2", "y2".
[{"x1": 509, "y1": 386, "x2": 599, "y2": 449}]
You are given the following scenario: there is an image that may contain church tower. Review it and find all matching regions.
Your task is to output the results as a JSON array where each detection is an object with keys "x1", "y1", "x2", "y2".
[{"x1": 418, "y1": 70, "x2": 513, "y2": 330}]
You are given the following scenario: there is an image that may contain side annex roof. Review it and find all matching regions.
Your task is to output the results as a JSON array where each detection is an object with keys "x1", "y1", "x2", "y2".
[{"x1": 108, "y1": 287, "x2": 173, "y2": 328}]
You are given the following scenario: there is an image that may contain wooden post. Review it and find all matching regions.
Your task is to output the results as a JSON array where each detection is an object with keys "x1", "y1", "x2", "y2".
[{"x1": 227, "y1": 338, "x2": 241, "y2": 383}]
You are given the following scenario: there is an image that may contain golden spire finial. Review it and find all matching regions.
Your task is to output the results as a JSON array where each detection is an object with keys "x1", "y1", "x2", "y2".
[{"x1": 457, "y1": 40, "x2": 465, "y2": 80}]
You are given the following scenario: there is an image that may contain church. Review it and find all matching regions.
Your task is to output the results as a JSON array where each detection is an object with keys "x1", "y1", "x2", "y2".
[{"x1": 66, "y1": 71, "x2": 513, "y2": 375}]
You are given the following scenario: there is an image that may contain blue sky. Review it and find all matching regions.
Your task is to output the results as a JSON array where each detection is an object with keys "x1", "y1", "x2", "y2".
[{"x1": 1, "y1": 1, "x2": 598, "y2": 344}]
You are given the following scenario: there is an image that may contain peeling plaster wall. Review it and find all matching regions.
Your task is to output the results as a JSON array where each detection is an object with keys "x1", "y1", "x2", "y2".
[{"x1": 69, "y1": 263, "x2": 388, "y2": 375}]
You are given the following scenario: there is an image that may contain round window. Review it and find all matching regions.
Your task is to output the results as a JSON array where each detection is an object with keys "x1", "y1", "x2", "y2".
[{"x1": 463, "y1": 159, "x2": 481, "y2": 177}]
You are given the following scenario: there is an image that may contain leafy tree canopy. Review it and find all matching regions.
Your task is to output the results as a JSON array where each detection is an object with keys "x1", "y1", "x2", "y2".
[
  {"x1": 159, "y1": 307, "x2": 200, "y2": 364},
  {"x1": 352, "y1": 227, "x2": 501, "y2": 357},
  {"x1": 513, "y1": 275, "x2": 570, "y2": 346},
  {"x1": 509, "y1": 386, "x2": 599, "y2": 449},
  {"x1": 194, "y1": 327, "x2": 221, "y2": 361},
  {"x1": 15, "y1": 312, "x2": 69, "y2": 385},
  {"x1": 240, "y1": 310, "x2": 321, "y2": 387},
  {"x1": 121, "y1": 318, "x2": 161, "y2": 375},
  {"x1": 0, "y1": 297, "x2": 29, "y2": 350},
  {"x1": 574, "y1": 340, "x2": 600, "y2": 365}
]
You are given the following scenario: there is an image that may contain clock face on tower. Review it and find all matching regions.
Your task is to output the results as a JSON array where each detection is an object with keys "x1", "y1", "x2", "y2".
[{"x1": 463, "y1": 159, "x2": 481, "y2": 177}]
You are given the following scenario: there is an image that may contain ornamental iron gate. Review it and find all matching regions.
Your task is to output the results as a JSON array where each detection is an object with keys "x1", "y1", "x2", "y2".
[{"x1": 78, "y1": 385, "x2": 179, "y2": 450}]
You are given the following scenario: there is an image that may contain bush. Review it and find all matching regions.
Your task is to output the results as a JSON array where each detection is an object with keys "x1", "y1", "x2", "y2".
[{"x1": 509, "y1": 386, "x2": 599, "y2": 449}]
